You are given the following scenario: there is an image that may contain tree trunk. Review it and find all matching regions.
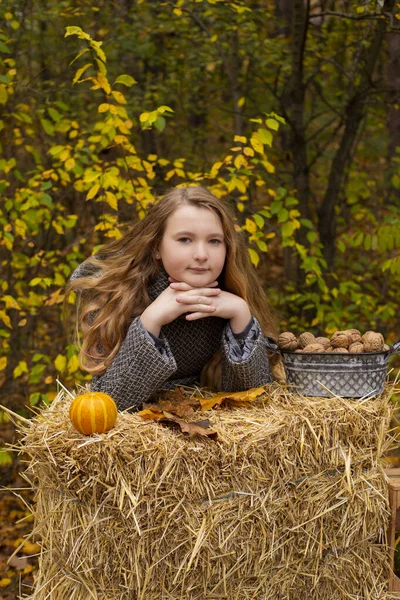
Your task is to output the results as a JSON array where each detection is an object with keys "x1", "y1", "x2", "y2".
[{"x1": 318, "y1": 0, "x2": 396, "y2": 270}]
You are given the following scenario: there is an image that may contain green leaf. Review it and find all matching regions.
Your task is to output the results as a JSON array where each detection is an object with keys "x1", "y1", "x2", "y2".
[
  {"x1": 40, "y1": 118, "x2": 54, "y2": 136},
  {"x1": 30, "y1": 392, "x2": 41, "y2": 406},
  {"x1": 114, "y1": 74, "x2": 137, "y2": 87},
  {"x1": 265, "y1": 118, "x2": 279, "y2": 131},
  {"x1": 300, "y1": 218, "x2": 313, "y2": 229},
  {"x1": 281, "y1": 221, "x2": 295, "y2": 238},
  {"x1": 253, "y1": 214, "x2": 265, "y2": 229},
  {"x1": 248, "y1": 248, "x2": 260, "y2": 267},
  {"x1": 277, "y1": 208, "x2": 289, "y2": 223},
  {"x1": 154, "y1": 116, "x2": 166, "y2": 132},
  {"x1": 65, "y1": 26, "x2": 83, "y2": 37},
  {"x1": 0, "y1": 41, "x2": 10, "y2": 54},
  {"x1": 257, "y1": 128, "x2": 273, "y2": 146},
  {"x1": 0, "y1": 449, "x2": 12, "y2": 466}
]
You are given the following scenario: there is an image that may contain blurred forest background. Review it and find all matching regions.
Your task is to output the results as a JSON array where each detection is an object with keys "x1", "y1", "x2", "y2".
[{"x1": 1, "y1": 0, "x2": 400, "y2": 594}]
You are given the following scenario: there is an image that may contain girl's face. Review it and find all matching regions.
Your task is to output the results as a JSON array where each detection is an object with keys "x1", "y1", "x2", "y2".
[{"x1": 158, "y1": 204, "x2": 226, "y2": 287}]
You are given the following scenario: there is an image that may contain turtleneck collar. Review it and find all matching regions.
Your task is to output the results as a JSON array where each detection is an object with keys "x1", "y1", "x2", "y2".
[{"x1": 148, "y1": 267, "x2": 170, "y2": 301}]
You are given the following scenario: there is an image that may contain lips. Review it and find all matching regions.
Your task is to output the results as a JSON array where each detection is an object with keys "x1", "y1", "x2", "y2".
[{"x1": 188, "y1": 268, "x2": 208, "y2": 272}]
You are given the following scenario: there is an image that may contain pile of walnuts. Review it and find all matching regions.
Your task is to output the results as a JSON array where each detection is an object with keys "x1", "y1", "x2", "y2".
[{"x1": 278, "y1": 329, "x2": 390, "y2": 353}]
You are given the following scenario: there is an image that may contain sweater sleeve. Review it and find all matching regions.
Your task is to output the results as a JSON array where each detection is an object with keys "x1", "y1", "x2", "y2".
[
  {"x1": 91, "y1": 317, "x2": 177, "y2": 412},
  {"x1": 220, "y1": 316, "x2": 272, "y2": 392}
]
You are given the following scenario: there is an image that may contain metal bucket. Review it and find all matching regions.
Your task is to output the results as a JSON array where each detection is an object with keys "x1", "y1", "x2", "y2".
[{"x1": 265, "y1": 338, "x2": 400, "y2": 398}]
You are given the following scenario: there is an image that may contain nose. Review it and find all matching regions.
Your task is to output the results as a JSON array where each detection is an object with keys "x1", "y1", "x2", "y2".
[{"x1": 193, "y1": 243, "x2": 208, "y2": 262}]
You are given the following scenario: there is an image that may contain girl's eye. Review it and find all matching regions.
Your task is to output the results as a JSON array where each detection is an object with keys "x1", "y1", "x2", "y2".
[
  {"x1": 178, "y1": 237, "x2": 191, "y2": 243},
  {"x1": 209, "y1": 239, "x2": 223, "y2": 245}
]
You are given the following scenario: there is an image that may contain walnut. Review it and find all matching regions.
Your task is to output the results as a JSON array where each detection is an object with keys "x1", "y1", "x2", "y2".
[
  {"x1": 332, "y1": 347, "x2": 349, "y2": 353},
  {"x1": 343, "y1": 329, "x2": 362, "y2": 344},
  {"x1": 330, "y1": 331, "x2": 352, "y2": 348},
  {"x1": 349, "y1": 342, "x2": 364, "y2": 353},
  {"x1": 383, "y1": 344, "x2": 390, "y2": 352},
  {"x1": 362, "y1": 331, "x2": 384, "y2": 352},
  {"x1": 325, "y1": 346, "x2": 334, "y2": 352},
  {"x1": 299, "y1": 332, "x2": 315, "y2": 349},
  {"x1": 302, "y1": 343, "x2": 325, "y2": 353},
  {"x1": 278, "y1": 332, "x2": 298, "y2": 351},
  {"x1": 315, "y1": 337, "x2": 330, "y2": 348}
]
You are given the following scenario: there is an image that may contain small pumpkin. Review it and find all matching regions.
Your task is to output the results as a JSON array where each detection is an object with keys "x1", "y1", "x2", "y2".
[{"x1": 69, "y1": 392, "x2": 118, "y2": 435}]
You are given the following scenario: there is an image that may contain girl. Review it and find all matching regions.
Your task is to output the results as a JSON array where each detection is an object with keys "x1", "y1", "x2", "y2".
[{"x1": 66, "y1": 186, "x2": 278, "y2": 411}]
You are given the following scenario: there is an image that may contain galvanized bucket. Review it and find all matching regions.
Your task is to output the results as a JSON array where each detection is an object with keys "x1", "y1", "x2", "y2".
[{"x1": 265, "y1": 338, "x2": 400, "y2": 398}]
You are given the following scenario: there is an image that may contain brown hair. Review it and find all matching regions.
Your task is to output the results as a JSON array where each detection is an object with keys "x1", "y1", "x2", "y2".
[{"x1": 65, "y1": 186, "x2": 278, "y2": 382}]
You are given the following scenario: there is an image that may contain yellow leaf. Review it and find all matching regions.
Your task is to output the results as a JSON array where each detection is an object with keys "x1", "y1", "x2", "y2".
[
  {"x1": 250, "y1": 136, "x2": 263, "y2": 154},
  {"x1": 97, "y1": 72, "x2": 111, "y2": 95},
  {"x1": 0, "y1": 578, "x2": 11, "y2": 588},
  {"x1": 45, "y1": 376, "x2": 53, "y2": 384},
  {"x1": 173, "y1": 8, "x2": 183, "y2": 15},
  {"x1": 138, "y1": 408, "x2": 164, "y2": 420},
  {"x1": 234, "y1": 135, "x2": 247, "y2": 143},
  {"x1": 0, "y1": 310, "x2": 11, "y2": 328},
  {"x1": 248, "y1": 248, "x2": 260, "y2": 267},
  {"x1": 0, "y1": 357, "x2": 7, "y2": 371},
  {"x1": 237, "y1": 202, "x2": 245, "y2": 213},
  {"x1": 234, "y1": 154, "x2": 246, "y2": 169},
  {"x1": 13, "y1": 360, "x2": 28, "y2": 378},
  {"x1": 267, "y1": 188, "x2": 276, "y2": 196},
  {"x1": 111, "y1": 90, "x2": 126, "y2": 104},
  {"x1": 86, "y1": 183, "x2": 100, "y2": 200},
  {"x1": 198, "y1": 386, "x2": 266, "y2": 410},
  {"x1": 54, "y1": 354, "x2": 66, "y2": 372},
  {"x1": 68, "y1": 354, "x2": 80, "y2": 374},
  {"x1": 60, "y1": 148, "x2": 70, "y2": 162},
  {"x1": 139, "y1": 112, "x2": 149, "y2": 122},
  {"x1": 237, "y1": 96, "x2": 245, "y2": 108},
  {"x1": 243, "y1": 146, "x2": 254, "y2": 157},
  {"x1": 105, "y1": 191, "x2": 118, "y2": 210},
  {"x1": 263, "y1": 160, "x2": 275, "y2": 173},
  {"x1": 245, "y1": 218, "x2": 257, "y2": 234},
  {"x1": 20, "y1": 541, "x2": 40, "y2": 554},
  {"x1": 65, "y1": 157, "x2": 75, "y2": 171}
]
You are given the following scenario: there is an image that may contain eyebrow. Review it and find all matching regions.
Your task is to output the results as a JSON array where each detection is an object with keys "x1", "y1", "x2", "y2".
[{"x1": 174, "y1": 231, "x2": 224, "y2": 239}]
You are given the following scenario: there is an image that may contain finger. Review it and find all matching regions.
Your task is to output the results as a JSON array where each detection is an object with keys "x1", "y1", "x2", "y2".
[
  {"x1": 169, "y1": 281, "x2": 192, "y2": 291},
  {"x1": 176, "y1": 295, "x2": 215, "y2": 305},
  {"x1": 185, "y1": 311, "x2": 215, "y2": 321},
  {"x1": 170, "y1": 279, "x2": 220, "y2": 289},
  {"x1": 183, "y1": 304, "x2": 216, "y2": 315},
  {"x1": 170, "y1": 284, "x2": 222, "y2": 298}
]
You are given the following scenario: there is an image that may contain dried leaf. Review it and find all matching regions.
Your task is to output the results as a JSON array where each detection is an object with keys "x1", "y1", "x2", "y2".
[
  {"x1": 198, "y1": 386, "x2": 267, "y2": 411},
  {"x1": 161, "y1": 412, "x2": 217, "y2": 439},
  {"x1": 8, "y1": 555, "x2": 28, "y2": 570},
  {"x1": 137, "y1": 408, "x2": 164, "y2": 420},
  {"x1": 143, "y1": 387, "x2": 201, "y2": 418}
]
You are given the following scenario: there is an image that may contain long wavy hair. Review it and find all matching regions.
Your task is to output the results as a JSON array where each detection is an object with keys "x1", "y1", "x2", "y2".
[{"x1": 65, "y1": 186, "x2": 279, "y2": 385}]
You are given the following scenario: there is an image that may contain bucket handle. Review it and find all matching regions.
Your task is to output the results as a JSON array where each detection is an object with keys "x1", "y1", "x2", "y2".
[
  {"x1": 388, "y1": 339, "x2": 400, "y2": 355},
  {"x1": 264, "y1": 337, "x2": 282, "y2": 354}
]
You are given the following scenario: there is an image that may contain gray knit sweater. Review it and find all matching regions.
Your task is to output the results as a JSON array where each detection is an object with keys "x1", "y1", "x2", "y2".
[{"x1": 71, "y1": 261, "x2": 272, "y2": 411}]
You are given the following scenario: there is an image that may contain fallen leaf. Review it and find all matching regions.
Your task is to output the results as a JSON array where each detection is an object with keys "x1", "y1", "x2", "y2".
[
  {"x1": 8, "y1": 555, "x2": 28, "y2": 570},
  {"x1": 0, "y1": 578, "x2": 11, "y2": 588},
  {"x1": 137, "y1": 408, "x2": 164, "y2": 420},
  {"x1": 198, "y1": 386, "x2": 267, "y2": 411},
  {"x1": 161, "y1": 412, "x2": 217, "y2": 439}
]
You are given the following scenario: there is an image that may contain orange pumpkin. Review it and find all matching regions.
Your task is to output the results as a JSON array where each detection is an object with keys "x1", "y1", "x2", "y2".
[{"x1": 69, "y1": 392, "x2": 118, "y2": 435}]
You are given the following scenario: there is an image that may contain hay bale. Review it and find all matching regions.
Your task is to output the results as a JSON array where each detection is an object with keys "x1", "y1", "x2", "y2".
[{"x1": 18, "y1": 383, "x2": 397, "y2": 600}]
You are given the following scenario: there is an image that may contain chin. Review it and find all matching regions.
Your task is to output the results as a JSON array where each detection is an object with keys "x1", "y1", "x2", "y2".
[{"x1": 182, "y1": 273, "x2": 216, "y2": 287}]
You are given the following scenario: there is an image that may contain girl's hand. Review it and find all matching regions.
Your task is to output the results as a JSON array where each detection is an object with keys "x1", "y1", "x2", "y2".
[
  {"x1": 176, "y1": 286, "x2": 252, "y2": 334},
  {"x1": 140, "y1": 283, "x2": 221, "y2": 336}
]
